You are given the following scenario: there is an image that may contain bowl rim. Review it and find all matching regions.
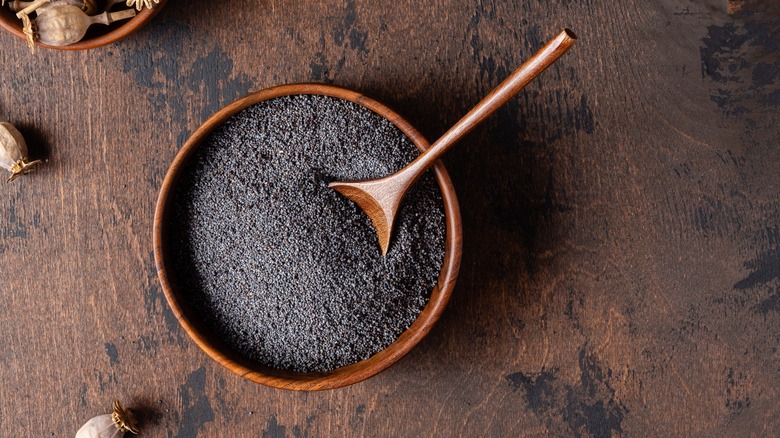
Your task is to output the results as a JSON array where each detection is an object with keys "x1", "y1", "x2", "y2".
[
  {"x1": 153, "y1": 83, "x2": 463, "y2": 391},
  {"x1": 0, "y1": 0, "x2": 166, "y2": 50}
]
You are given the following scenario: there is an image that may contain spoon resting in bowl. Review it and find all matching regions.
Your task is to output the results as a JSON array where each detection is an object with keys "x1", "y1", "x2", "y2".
[{"x1": 330, "y1": 28, "x2": 577, "y2": 255}]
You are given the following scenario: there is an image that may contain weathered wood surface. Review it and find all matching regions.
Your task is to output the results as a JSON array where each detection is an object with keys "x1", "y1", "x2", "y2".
[{"x1": 0, "y1": 0, "x2": 778, "y2": 436}]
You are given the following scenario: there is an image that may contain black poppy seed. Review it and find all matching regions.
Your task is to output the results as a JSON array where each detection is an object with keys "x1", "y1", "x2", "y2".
[{"x1": 169, "y1": 94, "x2": 446, "y2": 373}]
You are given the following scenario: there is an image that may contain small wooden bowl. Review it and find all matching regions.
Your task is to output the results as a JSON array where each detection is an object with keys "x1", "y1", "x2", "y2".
[
  {"x1": 0, "y1": 1, "x2": 165, "y2": 50},
  {"x1": 154, "y1": 83, "x2": 463, "y2": 391}
]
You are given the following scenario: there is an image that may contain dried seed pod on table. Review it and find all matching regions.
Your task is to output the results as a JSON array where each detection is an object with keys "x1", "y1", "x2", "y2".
[
  {"x1": 34, "y1": 3, "x2": 135, "y2": 46},
  {"x1": 76, "y1": 400, "x2": 139, "y2": 438},
  {"x1": 0, "y1": 122, "x2": 42, "y2": 183}
]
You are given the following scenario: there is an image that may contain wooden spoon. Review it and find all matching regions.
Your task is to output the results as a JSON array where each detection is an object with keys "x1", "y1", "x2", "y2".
[{"x1": 330, "y1": 28, "x2": 577, "y2": 255}]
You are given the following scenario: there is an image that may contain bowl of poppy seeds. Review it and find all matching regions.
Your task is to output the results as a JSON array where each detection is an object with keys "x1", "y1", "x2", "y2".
[{"x1": 154, "y1": 83, "x2": 462, "y2": 390}]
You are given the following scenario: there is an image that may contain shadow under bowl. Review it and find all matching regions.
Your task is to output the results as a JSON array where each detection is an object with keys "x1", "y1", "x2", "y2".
[
  {"x1": 153, "y1": 83, "x2": 463, "y2": 391},
  {"x1": 0, "y1": 0, "x2": 165, "y2": 50}
]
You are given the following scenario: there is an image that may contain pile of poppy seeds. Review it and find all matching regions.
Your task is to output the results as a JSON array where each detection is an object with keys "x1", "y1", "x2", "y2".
[{"x1": 170, "y1": 94, "x2": 446, "y2": 372}]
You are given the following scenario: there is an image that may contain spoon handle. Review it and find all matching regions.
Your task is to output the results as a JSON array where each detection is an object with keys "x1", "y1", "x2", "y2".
[{"x1": 406, "y1": 29, "x2": 577, "y2": 175}]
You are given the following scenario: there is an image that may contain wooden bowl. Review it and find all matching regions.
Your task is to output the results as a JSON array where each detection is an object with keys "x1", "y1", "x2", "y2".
[
  {"x1": 154, "y1": 83, "x2": 463, "y2": 391},
  {"x1": 0, "y1": 1, "x2": 165, "y2": 50}
]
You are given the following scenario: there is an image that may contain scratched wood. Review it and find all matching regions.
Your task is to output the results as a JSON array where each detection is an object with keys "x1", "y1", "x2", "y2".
[{"x1": 0, "y1": 0, "x2": 778, "y2": 436}]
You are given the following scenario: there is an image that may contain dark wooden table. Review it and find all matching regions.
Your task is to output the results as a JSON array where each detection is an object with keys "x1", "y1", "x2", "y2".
[{"x1": 1, "y1": 1, "x2": 778, "y2": 436}]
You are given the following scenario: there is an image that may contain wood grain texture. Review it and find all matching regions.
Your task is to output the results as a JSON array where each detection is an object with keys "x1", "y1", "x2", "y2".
[{"x1": 0, "y1": 0, "x2": 778, "y2": 436}]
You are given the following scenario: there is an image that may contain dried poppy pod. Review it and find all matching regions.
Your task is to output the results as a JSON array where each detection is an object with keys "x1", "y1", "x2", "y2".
[
  {"x1": 0, "y1": 122, "x2": 42, "y2": 183},
  {"x1": 34, "y1": 3, "x2": 135, "y2": 46},
  {"x1": 75, "y1": 400, "x2": 139, "y2": 438},
  {"x1": 12, "y1": 0, "x2": 103, "y2": 50}
]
